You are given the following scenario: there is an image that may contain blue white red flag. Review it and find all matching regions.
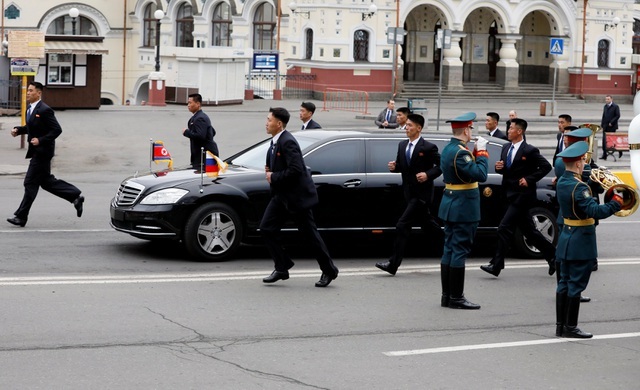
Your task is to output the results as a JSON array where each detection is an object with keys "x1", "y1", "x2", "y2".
[{"x1": 205, "y1": 151, "x2": 228, "y2": 177}]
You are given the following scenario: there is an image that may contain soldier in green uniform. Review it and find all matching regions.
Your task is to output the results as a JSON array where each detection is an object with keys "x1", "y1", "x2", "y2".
[
  {"x1": 438, "y1": 112, "x2": 489, "y2": 310},
  {"x1": 555, "y1": 141, "x2": 623, "y2": 338},
  {"x1": 553, "y1": 127, "x2": 603, "y2": 303}
]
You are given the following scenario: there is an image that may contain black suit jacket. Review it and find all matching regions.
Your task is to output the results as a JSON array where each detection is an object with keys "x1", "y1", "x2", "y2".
[
  {"x1": 392, "y1": 137, "x2": 442, "y2": 203},
  {"x1": 552, "y1": 132, "x2": 564, "y2": 162},
  {"x1": 183, "y1": 109, "x2": 219, "y2": 167},
  {"x1": 601, "y1": 102, "x2": 620, "y2": 132},
  {"x1": 14, "y1": 101, "x2": 61, "y2": 160},
  {"x1": 302, "y1": 119, "x2": 322, "y2": 130},
  {"x1": 488, "y1": 129, "x2": 508, "y2": 140},
  {"x1": 496, "y1": 141, "x2": 551, "y2": 206},
  {"x1": 266, "y1": 130, "x2": 318, "y2": 211}
]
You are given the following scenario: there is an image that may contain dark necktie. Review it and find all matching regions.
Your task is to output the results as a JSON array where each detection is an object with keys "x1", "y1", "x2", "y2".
[
  {"x1": 386, "y1": 110, "x2": 391, "y2": 122},
  {"x1": 301, "y1": 124, "x2": 305, "y2": 130},
  {"x1": 506, "y1": 145, "x2": 514, "y2": 168},
  {"x1": 405, "y1": 142, "x2": 413, "y2": 164},
  {"x1": 269, "y1": 140, "x2": 275, "y2": 169},
  {"x1": 26, "y1": 104, "x2": 32, "y2": 120},
  {"x1": 558, "y1": 134, "x2": 564, "y2": 152}
]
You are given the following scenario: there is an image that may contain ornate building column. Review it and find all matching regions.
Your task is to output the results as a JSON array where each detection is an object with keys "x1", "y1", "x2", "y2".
[
  {"x1": 442, "y1": 32, "x2": 466, "y2": 89},
  {"x1": 496, "y1": 35, "x2": 522, "y2": 89}
]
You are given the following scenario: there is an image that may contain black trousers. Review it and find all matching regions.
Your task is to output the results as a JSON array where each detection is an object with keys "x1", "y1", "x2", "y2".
[
  {"x1": 389, "y1": 198, "x2": 440, "y2": 265},
  {"x1": 490, "y1": 202, "x2": 555, "y2": 269},
  {"x1": 259, "y1": 198, "x2": 337, "y2": 275},
  {"x1": 14, "y1": 156, "x2": 81, "y2": 220}
]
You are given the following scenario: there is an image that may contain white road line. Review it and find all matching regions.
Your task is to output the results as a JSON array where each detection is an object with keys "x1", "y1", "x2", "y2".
[
  {"x1": 383, "y1": 332, "x2": 640, "y2": 356},
  {"x1": 0, "y1": 259, "x2": 639, "y2": 286}
]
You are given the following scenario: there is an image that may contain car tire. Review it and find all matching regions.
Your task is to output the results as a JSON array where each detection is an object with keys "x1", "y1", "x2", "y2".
[
  {"x1": 184, "y1": 202, "x2": 243, "y2": 262},
  {"x1": 512, "y1": 206, "x2": 558, "y2": 259}
]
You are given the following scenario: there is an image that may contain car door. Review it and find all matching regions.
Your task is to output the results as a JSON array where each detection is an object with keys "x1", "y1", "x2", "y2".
[
  {"x1": 304, "y1": 138, "x2": 366, "y2": 229},
  {"x1": 361, "y1": 138, "x2": 405, "y2": 229}
]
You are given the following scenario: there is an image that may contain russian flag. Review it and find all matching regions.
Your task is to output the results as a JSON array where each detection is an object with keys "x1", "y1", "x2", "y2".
[{"x1": 205, "y1": 151, "x2": 228, "y2": 177}]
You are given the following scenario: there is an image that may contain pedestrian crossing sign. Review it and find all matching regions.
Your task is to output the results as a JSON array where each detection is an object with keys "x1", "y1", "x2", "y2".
[{"x1": 550, "y1": 38, "x2": 564, "y2": 55}]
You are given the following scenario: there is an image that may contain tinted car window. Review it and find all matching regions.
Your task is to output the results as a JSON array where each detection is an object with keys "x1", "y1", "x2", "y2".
[
  {"x1": 230, "y1": 137, "x2": 317, "y2": 170},
  {"x1": 305, "y1": 139, "x2": 365, "y2": 174},
  {"x1": 367, "y1": 139, "x2": 401, "y2": 173}
]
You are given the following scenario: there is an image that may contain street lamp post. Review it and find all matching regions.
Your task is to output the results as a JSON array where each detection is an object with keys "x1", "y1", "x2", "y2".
[
  {"x1": 154, "y1": 10, "x2": 164, "y2": 72},
  {"x1": 69, "y1": 7, "x2": 79, "y2": 35}
]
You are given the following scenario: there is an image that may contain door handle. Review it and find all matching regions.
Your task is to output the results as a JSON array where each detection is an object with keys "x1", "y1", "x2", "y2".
[{"x1": 343, "y1": 179, "x2": 362, "y2": 188}]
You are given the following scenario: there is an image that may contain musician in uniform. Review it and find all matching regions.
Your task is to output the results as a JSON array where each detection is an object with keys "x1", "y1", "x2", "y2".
[
  {"x1": 438, "y1": 112, "x2": 489, "y2": 310},
  {"x1": 555, "y1": 141, "x2": 623, "y2": 338}
]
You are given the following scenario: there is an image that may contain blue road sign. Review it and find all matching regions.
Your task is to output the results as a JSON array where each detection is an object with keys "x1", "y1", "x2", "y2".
[{"x1": 550, "y1": 38, "x2": 564, "y2": 55}]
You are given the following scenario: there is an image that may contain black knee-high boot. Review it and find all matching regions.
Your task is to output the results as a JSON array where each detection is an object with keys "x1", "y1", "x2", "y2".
[
  {"x1": 555, "y1": 292, "x2": 567, "y2": 337},
  {"x1": 563, "y1": 296, "x2": 593, "y2": 338},
  {"x1": 448, "y1": 267, "x2": 480, "y2": 310},
  {"x1": 441, "y1": 264, "x2": 450, "y2": 307}
]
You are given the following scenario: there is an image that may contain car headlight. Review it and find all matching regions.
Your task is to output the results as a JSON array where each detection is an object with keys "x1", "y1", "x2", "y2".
[{"x1": 140, "y1": 188, "x2": 189, "y2": 205}]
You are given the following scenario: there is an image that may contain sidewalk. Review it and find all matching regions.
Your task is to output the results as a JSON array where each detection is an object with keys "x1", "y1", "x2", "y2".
[{"x1": 1, "y1": 97, "x2": 635, "y2": 177}]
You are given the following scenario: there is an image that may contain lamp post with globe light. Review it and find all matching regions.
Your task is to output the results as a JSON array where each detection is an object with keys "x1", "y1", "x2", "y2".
[{"x1": 147, "y1": 9, "x2": 166, "y2": 106}]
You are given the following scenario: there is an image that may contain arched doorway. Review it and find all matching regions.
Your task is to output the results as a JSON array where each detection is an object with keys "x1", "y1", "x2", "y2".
[
  {"x1": 462, "y1": 7, "x2": 503, "y2": 82},
  {"x1": 488, "y1": 21, "x2": 500, "y2": 81},
  {"x1": 518, "y1": 10, "x2": 554, "y2": 83},
  {"x1": 402, "y1": 4, "x2": 448, "y2": 82}
]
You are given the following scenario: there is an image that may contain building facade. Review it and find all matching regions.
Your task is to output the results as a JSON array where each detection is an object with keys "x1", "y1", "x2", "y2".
[{"x1": 1, "y1": 0, "x2": 639, "y2": 108}]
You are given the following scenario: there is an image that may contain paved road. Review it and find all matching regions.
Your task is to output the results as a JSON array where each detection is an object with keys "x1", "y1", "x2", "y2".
[{"x1": 1, "y1": 98, "x2": 639, "y2": 388}]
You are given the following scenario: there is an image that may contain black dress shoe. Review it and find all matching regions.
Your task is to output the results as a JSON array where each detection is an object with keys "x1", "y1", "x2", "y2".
[
  {"x1": 601, "y1": 155, "x2": 607, "y2": 161},
  {"x1": 619, "y1": 151, "x2": 623, "y2": 158},
  {"x1": 480, "y1": 264, "x2": 501, "y2": 277},
  {"x1": 563, "y1": 326, "x2": 592, "y2": 338},
  {"x1": 592, "y1": 261, "x2": 598, "y2": 272},
  {"x1": 580, "y1": 295, "x2": 591, "y2": 303},
  {"x1": 315, "y1": 270, "x2": 338, "y2": 287},
  {"x1": 73, "y1": 195, "x2": 85, "y2": 218},
  {"x1": 448, "y1": 296, "x2": 481, "y2": 310},
  {"x1": 262, "y1": 270, "x2": 289, "y2": 283},
  {"x1": 375, "y1": 261, "x2": 397, "y2": 276},
  {"x1": 7, "y1": 217, "x2": 27, "y2": 227}
]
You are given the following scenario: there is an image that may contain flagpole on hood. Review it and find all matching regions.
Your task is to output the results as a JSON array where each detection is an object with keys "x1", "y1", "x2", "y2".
[
  {"x1": 200, "y1": 147, "x2": 204, "y2": 193},
  {"x1": 149, "y1": 138, "x2": 153, "y2": 173}
]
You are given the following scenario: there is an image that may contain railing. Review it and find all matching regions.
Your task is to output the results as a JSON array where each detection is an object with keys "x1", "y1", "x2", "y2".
[
  {"x1": 245, "y1": 73, "x2": 316, "y2": 99},
  {"x1": 0, "y1": 78, "x2": 22, "y2": 110},
  {"x1": 322, "y1": 88, "x2": 370, "y2": 115}
]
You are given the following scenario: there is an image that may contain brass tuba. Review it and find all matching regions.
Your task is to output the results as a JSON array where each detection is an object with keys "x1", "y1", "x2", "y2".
[
  {"x1": 589, "y1": 167, "x2": 639, "y2": 217},
  {"x1": 578, "y1": 123, "x2": 602, "y2": 163}
]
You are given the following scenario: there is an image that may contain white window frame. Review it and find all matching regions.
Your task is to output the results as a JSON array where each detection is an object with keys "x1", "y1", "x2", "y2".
[{"x1": 47, "y1": 54, "x2": 74, "y2": 85}]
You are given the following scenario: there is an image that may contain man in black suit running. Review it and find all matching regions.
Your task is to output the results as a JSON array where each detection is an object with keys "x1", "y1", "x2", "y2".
[
  {"x1": 260, "y1": 107, "x2": 339, "y2": 287},
  {"x1": 8, "y1": 82, "x2": 83, "y2": 227},
  {"x1": 375, "y1": 114, "x2": 442, "y2": 275},
  {"x1": 183, "y1": 93, "x2": 219, "y2": 168},
  {"x1": 480, "y1": 118, "x2": 556, "y2": 277},
  {"x1": 299, "y1": 101, "x2": 322, "y2": 130}
]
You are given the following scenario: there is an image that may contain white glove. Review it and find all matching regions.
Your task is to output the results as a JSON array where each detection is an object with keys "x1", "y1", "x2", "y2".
[{"x1": 476, "y1": 136, "x2": 488, "y2": 151}]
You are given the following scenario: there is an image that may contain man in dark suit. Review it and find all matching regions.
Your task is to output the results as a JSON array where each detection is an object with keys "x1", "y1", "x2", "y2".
[
  {"x1": 7, "y1": 82, "x2": 83, "y2": 227},
  {"x1": 438, "y1": 112, "x2": 489, "y2": 309},
  {"x1": 480, "y1": 118, "x2": 556, "y2": 277},
  {"x1": 553, "y1": 114, "x2": 573, "y2": 164},
  {"x1": 600, "y1": 95, "x2": 621, "y2": 160},
  {"x1": 375, "y1": 114, "x2": 442, "y2": 275},
  {"x1": 299, "y1": 101, "x2": 322, "y2": 130},
  {"x1": 260, "y1": 107, "x2": 339, "y2": 287},
  {"x1": 375, "y1": 100, "x2": 398, "y2": 128},
  {"x1": 183, "y1": 93, "x2": 219, "y2": 168},
  {"x1": 395, "y1": 107, "x2": 410, "y2": 131},
  {"x1": 485, "y1": 112, "x2": 507, "y2": 140}
]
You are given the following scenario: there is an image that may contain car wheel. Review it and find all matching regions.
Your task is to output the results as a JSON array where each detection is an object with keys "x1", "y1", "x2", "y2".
[
  {"x1": 513, "y1": 206, "x2": 558, "y2": 259},
  {"x1": 184, "y1": 202, "x2": 243, "y2": 261}
]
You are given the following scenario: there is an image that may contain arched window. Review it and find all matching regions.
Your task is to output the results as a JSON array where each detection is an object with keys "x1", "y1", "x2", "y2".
[
  {"x1": 305, "y1": 29, "x2": 313, "y2": 59},
  {"x1": 598, "y1": 40, "x2": 610, "y2": 68},
  {"x1": 176, "y1": 3, "x2": 194, "y2": 47},
  {"x1": 46, "y1": 15, "x2": 98, "y2": 36},
  {"x1": 143, "y1": 3, "x2": 159, "y2": 48},
  {"x1": 212, "y1": 3, "x2": 232, "y2": 47},
  {"x1": 253, "y1": 3, "x2": 276, "y2": 51},
  {"x1": 354, "y1": 30, "x2": 369, "y2": 61}
]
